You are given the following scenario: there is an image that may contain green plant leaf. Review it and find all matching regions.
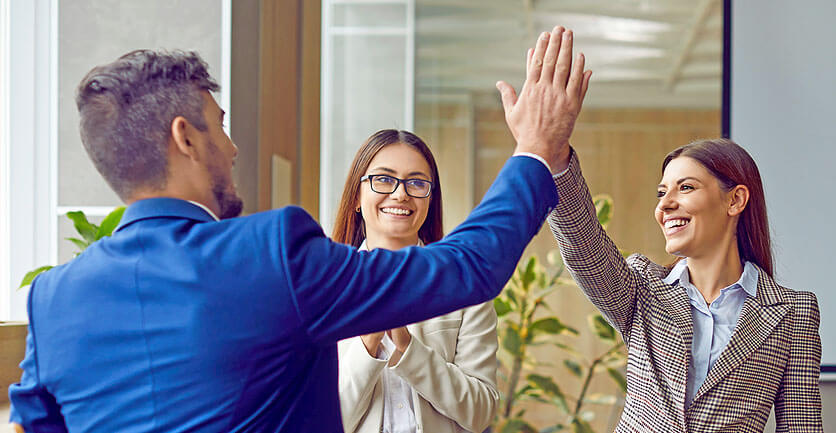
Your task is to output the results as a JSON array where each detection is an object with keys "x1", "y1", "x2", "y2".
[
  {"x1": 607, "y1": 368, "x2": 628, "y2": 393},
  {"x1": 527, "y1": 373, "x2": 567, "y2": 414},
  {"x1": 65, "y1": 237, "x2": 90, "y2": 252},
  {"x1": 563, "y1": 359, "x2": 583, "y2": 378},
  {"x1": 530, "y1": 317, "x2": 567, "y2": 335},
  {"x1": 592, "y1": 194, "x2": 613, "y2": 229},
  {"x1": 502, "y1": 326, "x2": 523, "y2": 355},
  {"x1": 96, "y1": 206, "x2": 125, "y2": 240},
  {"x1": 19, "y1": 265, "x2": 54, "y2": 288},
  {"x1": 589, "y1": 314, "x2": 617, "y2": 341},
  {"x1": 521, "y1": 256, "x2": 538, "y2": 290},
  {"x1": 584, "y1": 393, "x2": 617, "y2": 405},
  {"x1": 501, "y1": 419, "x2": 538, "y2": 433},
  {"x1": 66, "y1": 211, "x2": 98, "y2": 243},
  {"x1": 540, "y1": 425, "x2": 567, "y2": 433},
  {"x1": 494, "y1": 297, "x2": 512, "y2": 317}
]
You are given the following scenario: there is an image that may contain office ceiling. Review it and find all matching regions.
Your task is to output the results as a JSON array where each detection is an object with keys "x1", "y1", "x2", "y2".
[{"x1": 415, "y1": 0, "x2": 723, "y2": 108}]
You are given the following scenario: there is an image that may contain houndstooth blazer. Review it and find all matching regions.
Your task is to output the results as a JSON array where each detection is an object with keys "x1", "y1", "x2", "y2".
[{"x1": 547, "y1": 152, "x2": 823, "y2": 432}]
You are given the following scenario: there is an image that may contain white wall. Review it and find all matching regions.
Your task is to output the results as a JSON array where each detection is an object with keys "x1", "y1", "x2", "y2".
[{"x1": 730, "y1": 0, "x2": 836, "y2": 428}]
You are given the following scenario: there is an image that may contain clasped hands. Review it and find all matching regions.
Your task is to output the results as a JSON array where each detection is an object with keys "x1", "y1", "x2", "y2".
[
  {"x1": 360, "y1": 327, "x2": 411, "y2": 366},
  {"x1": 497, "y1": 26, "x2": 592, "y2": 173}
]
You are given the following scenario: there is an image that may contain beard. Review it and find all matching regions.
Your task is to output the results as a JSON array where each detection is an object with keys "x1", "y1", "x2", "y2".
[{"x1": 207, "y1": 141, "x2": 244, "y2": 219}]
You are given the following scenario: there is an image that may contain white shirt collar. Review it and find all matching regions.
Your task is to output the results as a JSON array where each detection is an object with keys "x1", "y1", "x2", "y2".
[
  {"x1": 186, "y1": 200, "x2": 220, "y2": 221},
  {"x1": 663, "y1": 258, "x2": 758, "y2": 298}
]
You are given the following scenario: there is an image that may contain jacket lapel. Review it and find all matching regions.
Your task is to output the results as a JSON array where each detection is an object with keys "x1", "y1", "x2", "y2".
[{"x1": 692, "y1": 268, "x2": 790, "y2": 403}]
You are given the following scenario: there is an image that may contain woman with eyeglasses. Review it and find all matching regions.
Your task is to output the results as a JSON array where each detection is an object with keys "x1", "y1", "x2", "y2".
[{"x1": 333, "y1": 129, "x2": 498, "y2": 433}]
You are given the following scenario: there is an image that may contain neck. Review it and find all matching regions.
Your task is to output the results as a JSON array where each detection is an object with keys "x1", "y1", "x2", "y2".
[
  {"x1": 127, "y1": 184, "x2": 220, "y2": 218},
  {"x1": 686, "y1": 244, "x2": 743, "y2": 304},
  {"x1": 364, "y1": 233, "x2": 420, "y2": 251}
]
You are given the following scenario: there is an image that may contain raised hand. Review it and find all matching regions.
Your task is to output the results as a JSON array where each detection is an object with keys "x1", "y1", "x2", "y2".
[{"x1": 496, "y1": 26, "x2": 592, "y2": 173}]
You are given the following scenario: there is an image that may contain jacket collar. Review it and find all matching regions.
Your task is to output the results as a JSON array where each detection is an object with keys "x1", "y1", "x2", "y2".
[{"x1": 115, "y1": 198, "x2": 218, "y2": 232}]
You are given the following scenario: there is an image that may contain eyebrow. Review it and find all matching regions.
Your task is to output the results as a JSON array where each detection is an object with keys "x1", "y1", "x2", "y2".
[
  {"x1": 368, "y1": 166, "x2": 430, "y2": 178},
  {"x1": 657, "y1": 177, "x2": 701, "y2": 188}
]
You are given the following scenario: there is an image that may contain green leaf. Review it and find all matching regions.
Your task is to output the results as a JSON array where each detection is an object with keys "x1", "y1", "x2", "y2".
[
  {"x1": 65, "y1": 237, "x2": 89, "y2": 252},
  {"x1": 66, "y1": 211, "x2": 97, "y2": 243},
  {"x1": 607, "y1": 367, "x2": 628, "y2": 393},
  {"x1": 527, "y1": 373, "x2": 568, "y2": 415},
  {"x1": 494, "y1": 297, "x2": 512, "y2": 317},
  {"x1": 502, "y1": 326, "x2": 523, "y2": 355},
  {"x1": 501, "y1": 419, "x2": 538, "y2": 433},
  {"x1": 19, "y1": 265, "x2": 53, "y2": 288},
  {"x1": 521, "y1": 256, "x2": 538, "y2": 290},
  {"x1": 592, "y1": 194, "x2": 613, "y2": 228},
  {"x1": 530, "y1": 317, "x2": 567, "y2": 335},
  {"x1": 540, "y1": 425, "x2": 567, "y2": 433},
  {"x1": 563, "y1": 359, "x2": 583, "y2": 378},
  {"x1": 96, "y1": 206, "x2": 125, "y2": 240},
  {"x1": 589, "y1": 314, "x2": 617, "y2": 341},
  {"x1": 584, "y1": 393, "x2": 617, "y2": 405}
]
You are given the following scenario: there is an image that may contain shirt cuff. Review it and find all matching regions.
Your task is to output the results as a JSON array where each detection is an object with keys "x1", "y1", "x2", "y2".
[{"x1": 512, "y1": 152, "x2": 551, "y2": 174}]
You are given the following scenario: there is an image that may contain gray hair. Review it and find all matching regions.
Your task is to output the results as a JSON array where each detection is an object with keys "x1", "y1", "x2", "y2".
[{"x1": 76, "y1": 49, "x2": 220, "y2": 199}]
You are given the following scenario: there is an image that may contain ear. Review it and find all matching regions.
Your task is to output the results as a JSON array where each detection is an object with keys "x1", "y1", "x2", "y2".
[
  {"x1": 170, "y1": 115, "x2": 200, "y2": 161},
  {"x1": 727, "y1": 185, "x2": 750, "y2": 217}
]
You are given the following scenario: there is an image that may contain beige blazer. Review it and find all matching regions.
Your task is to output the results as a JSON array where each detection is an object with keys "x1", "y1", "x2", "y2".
[
  {"x1": 547, "y1": 151, "x2": 823, "y2": 432},
  {"x1": 338, "y1": 300, "x2": 498, "y2": 433}
]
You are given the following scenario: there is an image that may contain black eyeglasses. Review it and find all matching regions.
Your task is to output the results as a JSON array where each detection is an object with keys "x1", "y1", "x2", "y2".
[{"x1": 360, "y1": 174, "x2": 433, "y2": 198}]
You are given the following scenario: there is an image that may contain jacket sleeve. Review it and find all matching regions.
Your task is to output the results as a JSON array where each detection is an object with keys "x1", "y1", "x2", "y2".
[
  {"x1": 774, "y1": 291, "x2": 823, "y2": 432},
  {"x1": 546, "y1": 150, "x2": 643, "y2": 343},
  {"x1": 390, "y1": 301, "x2": 499, "y2": 432},
  {"x1": 8, "y1": 281, "x2": 68, "y2": 432},
  {"x1": 337, "y1": 337, "x2": 387, "y2": 433},
  {"x1": 274, "y1": 155, "x2": 559, "y2": 344}
]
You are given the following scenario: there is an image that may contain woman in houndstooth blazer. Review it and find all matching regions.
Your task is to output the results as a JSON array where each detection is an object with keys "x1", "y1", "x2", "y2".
[
  {"x1": 546, "y1": 139, "x2": 822, "y2": 432},
  {"x1": 332, "y1": 130, "x2": 499, "y2": 433}
]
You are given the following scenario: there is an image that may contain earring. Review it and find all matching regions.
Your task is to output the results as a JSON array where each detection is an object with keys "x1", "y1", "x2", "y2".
[{"x1": 355, "y1": 207, "x2": 361, "y2": 213}]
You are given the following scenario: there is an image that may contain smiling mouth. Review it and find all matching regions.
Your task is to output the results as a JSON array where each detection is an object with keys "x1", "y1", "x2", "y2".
[
  {"x1": 380, "y1": 207, "x2": 413, "y2": 216},
  {"x1": 663, "y1": 218, "x2": 690, "y2": 235}
]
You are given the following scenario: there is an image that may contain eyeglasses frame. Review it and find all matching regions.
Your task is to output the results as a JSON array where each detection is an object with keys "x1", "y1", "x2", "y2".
[{"x1": 360, "y1": 174, "x2": 433, "y2": 198}]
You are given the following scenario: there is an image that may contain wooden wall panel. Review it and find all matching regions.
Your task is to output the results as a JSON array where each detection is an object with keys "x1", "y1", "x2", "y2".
[{"x1": 258, "y1": 0, "x2": 320, "y2": 216}]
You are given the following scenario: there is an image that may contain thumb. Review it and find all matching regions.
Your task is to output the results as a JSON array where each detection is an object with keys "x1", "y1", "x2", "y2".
[{"x1": 496, "y1": 81, "x2": 517, "y2": 117}]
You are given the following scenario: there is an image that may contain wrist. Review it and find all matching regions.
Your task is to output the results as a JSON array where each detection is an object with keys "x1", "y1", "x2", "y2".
[{"x1": 548, "y1": 145, "x2": 571, "y2": 173}]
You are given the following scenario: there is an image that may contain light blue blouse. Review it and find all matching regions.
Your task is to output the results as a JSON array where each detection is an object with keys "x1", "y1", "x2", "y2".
[{"x1": 662, "y1": 259, "x2": 759, "y2": 408}]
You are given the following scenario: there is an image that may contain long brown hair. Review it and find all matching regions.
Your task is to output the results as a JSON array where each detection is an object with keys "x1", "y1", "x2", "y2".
[
  {"x1": 331, "y1": 129, "x2": 444, "y2": 247},
  {"x1": 663, "y1": 138, "x2": 773, "y2": 276}
]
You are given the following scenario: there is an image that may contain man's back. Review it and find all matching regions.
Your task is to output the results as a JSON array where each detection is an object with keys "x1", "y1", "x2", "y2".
[{"x1": 27, "y1": 200, "x2": 343, "y2": 431}]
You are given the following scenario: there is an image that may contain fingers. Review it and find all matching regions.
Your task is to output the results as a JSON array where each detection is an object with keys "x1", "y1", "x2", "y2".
[
  {"x1": 496, "y1": 80, "x2": 518, "y2": 116},
  {"x1": 540, "y1": 26, "x2": 565, "y2": 83},
  {"x1": 555, "y1": 30, "x2": 574, "y2": 87},
  {"x1": 526, "y1": 32, "x2": 550, "y2": 83},
  {"x1": 580, "y1": 70, "x2": 592, "y2": 109},
  {"x1": 526, "y1": 48, "x2": 533, "y2": 73},
  {"x1": 566, "y1": 52, "x2": 585, "y2": 97}
]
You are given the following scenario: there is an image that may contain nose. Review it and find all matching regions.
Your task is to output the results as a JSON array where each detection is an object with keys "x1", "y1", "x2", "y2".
[
  {"x1": 390, "y1": 182, "x2": 409, "y2": 201},
  {"x1": 657, "y1": 191, "x2": 677, "y2": 213}
]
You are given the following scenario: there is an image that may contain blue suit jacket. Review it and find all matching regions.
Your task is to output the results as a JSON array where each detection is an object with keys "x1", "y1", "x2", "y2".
[{"x1": 9, "y1": 156, "x2": 557, "y2": 432}]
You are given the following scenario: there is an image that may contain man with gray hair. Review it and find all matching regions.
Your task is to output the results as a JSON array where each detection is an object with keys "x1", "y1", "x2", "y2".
[{"x1": 9, "y1": 26, "x2": 589, "y2": 432}]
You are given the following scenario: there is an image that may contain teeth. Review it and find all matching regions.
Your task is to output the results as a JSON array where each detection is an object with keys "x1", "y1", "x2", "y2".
[
  {"x1": 664, "y1": 219, "x2": 689, "y2": 229},
  {"x1": 381, "y1": 208, "x2": 412, "y2": 216}
]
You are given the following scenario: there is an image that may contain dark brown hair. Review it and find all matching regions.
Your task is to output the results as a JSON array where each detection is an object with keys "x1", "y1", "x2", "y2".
[
  {"x1": 663, "y1": 138, "x2": 773, "y2": 276},
  {"x1": 76, "y1": 49, "x2": 219, "y2": 199},
  {"x1": 332, "y1": 129, "x2": 444, "y2": 247}
]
